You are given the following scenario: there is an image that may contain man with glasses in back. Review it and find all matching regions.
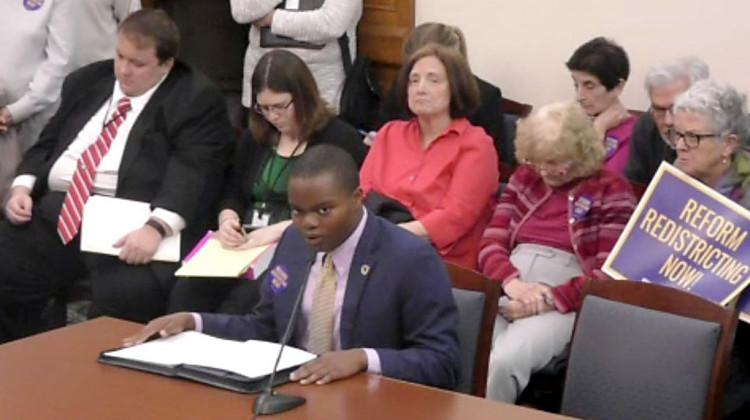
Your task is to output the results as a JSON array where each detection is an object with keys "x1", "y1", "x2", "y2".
[{"x1": 624, "y1": 57, "x2": 709, "y2": 186}]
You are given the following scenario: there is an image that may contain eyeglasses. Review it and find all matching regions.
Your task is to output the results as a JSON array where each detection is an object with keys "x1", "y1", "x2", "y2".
[
  {"x1": 523, "y1": 159, "x2": 572, "y2": 176},
  {"x1": 650, "y1": 104, "x2": 674, "y2": 118},
  {"x1": 253, "y1": 99, "x2": 293, "y2": 116},
  {"x1": 667, "y1": 129, "x2": 717, "y2": 149}
]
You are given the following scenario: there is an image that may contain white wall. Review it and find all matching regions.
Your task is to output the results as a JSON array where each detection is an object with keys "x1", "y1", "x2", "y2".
[{"x1": 416, "y1": 0, "x2": 749, "y2": 110}]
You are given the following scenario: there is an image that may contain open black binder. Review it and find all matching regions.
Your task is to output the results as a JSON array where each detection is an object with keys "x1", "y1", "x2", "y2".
[
  {"x1": 96, "y1": 332, "x2": 317, "y2": 394},
  {"x1": 98, "y1": 351, "x2": 301, "y2": 394}
]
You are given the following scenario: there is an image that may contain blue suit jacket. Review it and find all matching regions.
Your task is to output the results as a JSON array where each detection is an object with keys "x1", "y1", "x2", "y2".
[{"x1": 201, "y1": 214, "x2": 461, "y2": 390}]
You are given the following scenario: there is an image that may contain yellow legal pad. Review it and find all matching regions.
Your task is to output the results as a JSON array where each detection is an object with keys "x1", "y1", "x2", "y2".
[{"x1": 175, "y1": 232, "x2": 273, "y2": 278}]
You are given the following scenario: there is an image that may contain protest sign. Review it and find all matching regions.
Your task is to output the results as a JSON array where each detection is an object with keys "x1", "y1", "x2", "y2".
[{"x1": 603, "y1": 162, "x2": 750, "y2": 307}]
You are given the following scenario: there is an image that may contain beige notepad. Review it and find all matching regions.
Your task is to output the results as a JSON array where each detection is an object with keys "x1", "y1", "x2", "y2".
[{"x1": 175, "y1": 232, "x2": 274, "y2": 278}]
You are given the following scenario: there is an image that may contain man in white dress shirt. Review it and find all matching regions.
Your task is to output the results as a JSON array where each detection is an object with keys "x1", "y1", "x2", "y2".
[{"x1": 0, "y1": 9, "x2": 233, "y2": 342}]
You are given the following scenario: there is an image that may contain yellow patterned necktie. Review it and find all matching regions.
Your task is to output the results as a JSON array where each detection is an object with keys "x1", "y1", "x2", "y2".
[{"x1": 308, "y1": 253, "x2": 337, "y2": 354}]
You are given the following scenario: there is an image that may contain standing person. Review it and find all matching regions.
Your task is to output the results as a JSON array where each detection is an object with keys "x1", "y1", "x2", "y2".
[
  {"x1": 73, "y1": 0, "x2": 142, "y2": 68},
  {"x1": 169, "y1": 49, "x2": 368, "y2": 314},
  {"x1": 625, "y1": 56, "x2": 709, "y2": 186},
  {"x1": 0, "y1": 10, "x2": 233, "y2": 342},
  {"x1": 478, "y1": 102, "x2": 636, "y2": 403},
  {"x1": 230, "y1": 0, "x2": 362, "y2": 113},
  {"x1": 128, "y1": 145, "x2": 461, "y2": 390},
  {"x1": 155, "y1": 0, "x2": 248, "y2": 128},
  {"x1": 360, "y1": 44, "x2": 498, "y2": 270},
  {"x1": 566, "y1": 37, "x2": 637, "y2": 175},
  {"x1": 0, "y1": 0, "x2": 75, "y2": 206}
]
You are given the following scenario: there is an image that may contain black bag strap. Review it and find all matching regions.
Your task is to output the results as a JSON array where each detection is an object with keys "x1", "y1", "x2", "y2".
[{"x1": 338, "y1": 32, "x2": 353, "y2": 77}]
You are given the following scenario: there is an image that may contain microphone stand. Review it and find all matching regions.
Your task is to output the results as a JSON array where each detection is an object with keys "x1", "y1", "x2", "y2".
[{"x1": 253, "y1": 259, "x2": 315, "y2": 416}]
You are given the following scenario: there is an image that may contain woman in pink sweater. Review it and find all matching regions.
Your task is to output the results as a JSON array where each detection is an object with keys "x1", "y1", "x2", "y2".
[{"x1": 478, "y1": 102, "x2": 636, "y2": 403}]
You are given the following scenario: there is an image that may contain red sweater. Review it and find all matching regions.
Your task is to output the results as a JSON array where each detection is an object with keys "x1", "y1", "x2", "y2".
[
  {"x1": 360, "y1": 119, "x2": 499, "y2": 269},
  {"x1": 478, "y1": 165, "x2": 636, "y2": 312}
]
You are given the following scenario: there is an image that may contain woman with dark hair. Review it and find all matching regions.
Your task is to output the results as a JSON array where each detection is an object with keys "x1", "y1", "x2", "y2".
[
  {"x1": 217, "y1": 49, "x2": 367, "y2": 250},
  {"x1": 360, "y1": 44, "x2": 498, "y2": 269},
  {"x1": 169, "y1": 49, "x2": 367, "y2": 314},
  {"x1": 377, "y1": 22, "x2": 507, "y2": 167},
  {"x1": 566, "y1": 37, "x2": 637, "y2": 174}
]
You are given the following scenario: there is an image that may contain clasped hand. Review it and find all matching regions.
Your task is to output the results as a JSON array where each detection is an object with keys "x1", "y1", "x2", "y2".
[
  {"x1": 501, "y1": 279, "x2": 555, "y2": 321},
  {"x1": 5, "y1": 187, "x2": 33, "y2": 225}
]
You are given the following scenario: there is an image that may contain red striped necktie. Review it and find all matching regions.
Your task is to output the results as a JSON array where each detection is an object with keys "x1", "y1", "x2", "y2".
[{"x1": 57, "y1": 97, "x2": 132, "y2": 244}]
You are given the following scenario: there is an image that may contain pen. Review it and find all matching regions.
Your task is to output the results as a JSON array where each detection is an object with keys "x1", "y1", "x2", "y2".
[{"x1": 241, "y1": 224, "x2": 256, "y2": 238}]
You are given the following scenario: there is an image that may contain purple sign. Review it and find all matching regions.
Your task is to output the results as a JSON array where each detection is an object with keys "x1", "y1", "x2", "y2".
[{"x1": 603, "y1": 163, "x2": 750, "y2": 306}]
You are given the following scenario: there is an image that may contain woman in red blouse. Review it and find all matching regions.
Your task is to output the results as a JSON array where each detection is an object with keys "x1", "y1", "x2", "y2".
[
  {"x1": 478, "y1": 102, "x2": 636, "y2": 403},
  {"x1": 360, "y1": 44, "x2": 498, "y2": 269}
]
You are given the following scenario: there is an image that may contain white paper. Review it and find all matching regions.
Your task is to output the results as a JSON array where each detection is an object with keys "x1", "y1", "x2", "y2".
[
  {"x1": 80, "y1": 195, "x2": 180, "y2": 262},
  {"x1": 104, "y1": 331, "x2": 317, "y2": 379},
  {"x1": 286, "y1": 0, "x2": 300, "y2": 10}
]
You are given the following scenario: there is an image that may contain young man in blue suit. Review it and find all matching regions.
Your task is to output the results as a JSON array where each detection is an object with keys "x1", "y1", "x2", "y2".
[{"x1": 126, "y1": 145, "x2": 461, "y2": 390}]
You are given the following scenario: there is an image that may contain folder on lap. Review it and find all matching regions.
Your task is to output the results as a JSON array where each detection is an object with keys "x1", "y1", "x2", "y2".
[
  {"x1": 99, "y1": 331, "x2": 316, "y2": 393},
  {"x1": 80, "y1": 196, "x2": 181, "y2": 262},
  {"x1": 175, "y1": 231, "x2": 274, "y2": 278}
]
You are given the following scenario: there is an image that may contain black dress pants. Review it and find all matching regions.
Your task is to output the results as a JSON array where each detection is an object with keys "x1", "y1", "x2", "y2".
[
  {"x1": 0, "y1": 197, "x2": 86, "y2": 342},
  {"x1": 0, "y1": 192, "x2": 178, "y2": 342}
]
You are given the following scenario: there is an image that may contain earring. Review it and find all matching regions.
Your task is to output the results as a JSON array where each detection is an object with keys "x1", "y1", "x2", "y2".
[{"x1": 722, "y1": 155, "x2": 729, "y2": 164}]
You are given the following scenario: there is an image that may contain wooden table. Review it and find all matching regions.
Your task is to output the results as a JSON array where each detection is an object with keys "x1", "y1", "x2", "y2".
[{"x1": 0, "y1": 317, "x2": 575, "y2": 420}]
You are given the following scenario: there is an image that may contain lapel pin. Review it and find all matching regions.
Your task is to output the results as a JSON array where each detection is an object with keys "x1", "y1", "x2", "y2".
[{"x1": 360, "y1": 264, "x2": 370, "y2": 276}]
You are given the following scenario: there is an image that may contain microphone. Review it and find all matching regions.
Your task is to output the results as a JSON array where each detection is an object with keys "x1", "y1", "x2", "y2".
[{"x1": 253, "y1": 257, "x2": 316, "y2": 416}]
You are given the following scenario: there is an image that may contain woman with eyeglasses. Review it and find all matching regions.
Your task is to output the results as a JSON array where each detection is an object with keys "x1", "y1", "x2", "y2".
[
  {"x1": 217, "y1": 49, "x2": 367, "y2": 250},
  {"x1": 478, "y1": 102, "x2": 636, "y2": 403},
  {"x1": 671, "y1": 79, "x2": 750, "y2": 205},
  {"x1": 168, "y1": 49, "x2": 367, "y2": 314},
  {"x1": 670, "y1": 79, "x2": 750, "y2": 417}
]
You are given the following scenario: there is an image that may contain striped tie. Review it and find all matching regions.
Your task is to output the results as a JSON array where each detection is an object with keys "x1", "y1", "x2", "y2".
[
  {"x1": 57, "y1": 97, "x2": 132, "y2": 244},
  {"x1": 308, "y1": 254, "x2": 337, "y2": 355}
]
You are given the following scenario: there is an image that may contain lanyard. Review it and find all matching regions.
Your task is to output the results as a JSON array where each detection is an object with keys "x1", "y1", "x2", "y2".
[{"x1": 259, "y1": 140, "x2": 305, "y2": 203}]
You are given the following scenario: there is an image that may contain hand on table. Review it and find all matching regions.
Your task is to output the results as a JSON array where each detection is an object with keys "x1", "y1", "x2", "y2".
[
  {"x1": 290, "y1": 349, "x2": 368, "y2": 385},
  {"x1": 122, "y1": 312, "x2": 196, "y2": 346}
]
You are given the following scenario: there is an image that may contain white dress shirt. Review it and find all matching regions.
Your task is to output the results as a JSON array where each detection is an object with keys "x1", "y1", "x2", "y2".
[{"x1": 12, "y1": 76, "x2": 186, "y2": 234}]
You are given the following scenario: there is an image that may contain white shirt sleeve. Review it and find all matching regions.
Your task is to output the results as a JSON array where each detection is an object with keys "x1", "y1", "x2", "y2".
[
  {"x1": 230, "y1": 0, "x2": 282, "y2": 24},
  {"x1": 363, "y1": 348, "x2": 382, "y2": 374},
  {"x1": 113, "y1": 0, "x2": 142, "y2": 22},
  {"x1": 10, "y1": 175, "x2": 37, "y2": 192},
  {"x1": 192, "y1": 313, "x2": 203, "y2": 332},
  {"x1": 151, "y1": 208, "x2": 186, "y2": 236},
  {"x1": 272, "y1": 0, "x2": 362, "y2": 43},
  {"x1": 6, "y1": 0, "x2": 75, "y2": 123}
]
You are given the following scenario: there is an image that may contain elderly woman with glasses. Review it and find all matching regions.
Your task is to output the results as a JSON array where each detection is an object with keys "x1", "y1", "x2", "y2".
[
  {"x1": 478, "y1": 102, "x2": 636, "y2": 403},
  {"x1": 168, "y1": 49, "x2": 367, "y2": 314},
  {"x1": 671, "y1": 79, "x2": 750, "y2": 205},
  {"x1": 669, "y1": 79, "x2": 750, "y2": 417}
]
